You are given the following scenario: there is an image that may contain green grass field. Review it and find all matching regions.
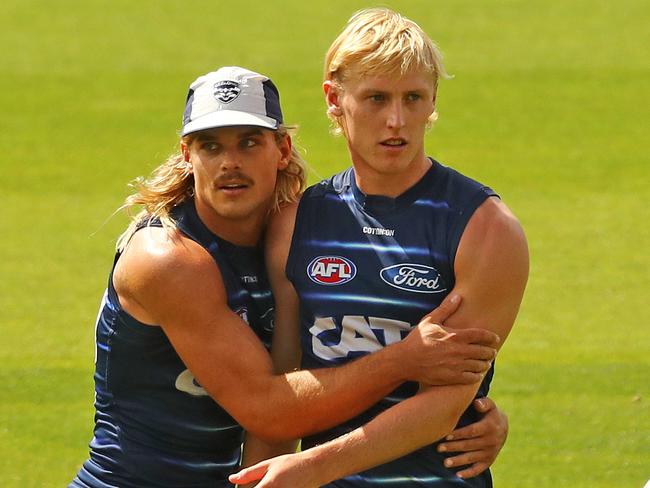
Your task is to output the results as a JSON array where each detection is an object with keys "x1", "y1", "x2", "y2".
[{"x1": 1, "y1": 1, "x2": 648, "y2": 486}]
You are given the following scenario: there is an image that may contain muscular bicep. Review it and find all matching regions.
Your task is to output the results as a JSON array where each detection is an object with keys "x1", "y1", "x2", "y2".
[
  {"x1": 444, "y1": 197, "x2": 529, "y2": 347},
  {"x1": 265, "y1": 202, "x2": 302, "y2": 373}
]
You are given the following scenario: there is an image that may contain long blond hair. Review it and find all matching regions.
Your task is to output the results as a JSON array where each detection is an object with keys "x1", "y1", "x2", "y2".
[{"x1": 116, "y1": 126, "x2": 306, "y2": 251}]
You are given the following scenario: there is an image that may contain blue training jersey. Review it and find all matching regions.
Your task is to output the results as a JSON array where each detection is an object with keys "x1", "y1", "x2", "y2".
[
  {"x1": 71, "y1": 199, "x2": 274, "y2": 488},
  {"x1": 287, "y1": 160, "x2": 497, "y2": 487}
]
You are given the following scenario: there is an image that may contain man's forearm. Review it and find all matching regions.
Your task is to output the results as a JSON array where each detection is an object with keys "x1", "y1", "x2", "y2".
[
  {"x1": 299, "y1": 383, "x2": 478, "y2": 485},
  {"x1": 241, "y1": 433, "x2": 299, "y2": 478},
  {"x1": 258, "y1": 341, "x2": 409, "y2": 441}
]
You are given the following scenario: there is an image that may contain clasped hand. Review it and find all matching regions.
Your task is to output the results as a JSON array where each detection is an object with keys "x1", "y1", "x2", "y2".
[{"x1": 399, "y1": 294, "x2": 499, "y2": 386}]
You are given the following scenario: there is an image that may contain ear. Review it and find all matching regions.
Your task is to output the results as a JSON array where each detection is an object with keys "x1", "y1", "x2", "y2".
[
  {"x1": 323, "y1": 80, "x2": 343, "y2": 117},
  {"x1": 180, "y1": 141, "x2": 193, "y2": 173},
  {"x1": 181, "y1": 141, "x2": 190, "y2": 162},
  {"x1": 277, "y1": 133, "x2": 292, "y2": 170}
]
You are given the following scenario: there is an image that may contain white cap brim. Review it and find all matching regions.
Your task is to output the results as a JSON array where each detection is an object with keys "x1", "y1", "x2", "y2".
[{"x1": 182, "y1": 110, "x2": 278, "y2": 136}]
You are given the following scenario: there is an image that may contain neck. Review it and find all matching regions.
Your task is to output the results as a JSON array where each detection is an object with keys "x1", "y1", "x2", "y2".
[
  {"x1": 353, "y1": 156, "x2": 432, "y2": 198},
  {"x1": 194, "y1": 203, "x2": 266, "y2": 247}
]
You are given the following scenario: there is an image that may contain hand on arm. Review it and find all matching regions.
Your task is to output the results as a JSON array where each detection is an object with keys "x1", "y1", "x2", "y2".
[
  {"x1": 437, "y1": 397, "x2": 509, "y2": 478},
  {"x1": 230, "y1": 196, "x2": 529, "y2": 486},
  {"x1": 263, "y1": 201, "x2": 501, "y2": 390}
]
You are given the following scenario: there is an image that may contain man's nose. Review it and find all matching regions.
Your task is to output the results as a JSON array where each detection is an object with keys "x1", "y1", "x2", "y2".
[
  {"x1": 220, "y1": 150, "x2": 242, "y2": 170},
  {"x1": 386, "y1": 101, "x2": 406, "y2": 129}
]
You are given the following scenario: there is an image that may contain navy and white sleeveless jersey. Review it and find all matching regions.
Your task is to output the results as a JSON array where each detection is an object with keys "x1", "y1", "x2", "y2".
[
  {"x1": 287, "y1": 160, "x2": 498, "y2": 487},
  {"x1": 70, "y1": 199, "x2": 274, "y2": 488}
]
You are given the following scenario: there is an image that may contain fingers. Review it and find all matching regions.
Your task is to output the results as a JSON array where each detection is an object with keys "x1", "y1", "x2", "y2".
[
  {"x1": 439, "y1": 443, "x2": 496, "y2": 479},
  {"x1": 442, "y1": 400, "x2": 496, "y2": 442},
  {"x1": 437, "y1": 396, "x2": 507, "y2": 480},
  {"x1": 473, "y1": 397, "x2": 496, "y2": 413},
  {"x1": 424, "y1": 293, "x2": 461, "y2": 324},
  {"x1": 229, "y1": 462, "x2": 269, "y2": 485},
  {"x1": 441, "y1": 407, "x2": 492, "y2": 444},
  {"x1": 463, "y1": 359, "x2": 493, "y2": 374},
  {"x1": 453, "y1": 327, "x2": 500, "y2": 348},
  {"x1": 443, "y1": 449, "x2": 492, "y2": 470},
  {"x1": 476, "y1": 397, "x2": 509, "y2": 440},
  {"x1": 456, "y1": 371, "x2": 485, "y2": 384},
  {"x1": 438, "y1": 434, "x2": 492, "y2": 453},
  {"x1": 465, "y1": 344, "x2": 498, "y2": 361},
  {"x1": 444, "y1": 451, "x2": 494, "y2": 478},
  {"x1": 455, "y1": 461, "x2": 491, "y2": 479},
  {"x1": 437, "y1": 360, "x2": 492, "y2": 385}
]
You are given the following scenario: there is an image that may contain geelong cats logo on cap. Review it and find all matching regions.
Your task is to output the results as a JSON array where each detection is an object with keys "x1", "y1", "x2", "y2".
[{"x1": 213, "y1": 80, "x2": 241, "y2": 103}]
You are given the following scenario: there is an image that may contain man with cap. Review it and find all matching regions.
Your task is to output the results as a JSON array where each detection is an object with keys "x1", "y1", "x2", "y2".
[{"x1": 69, "y1": 66, "x2": 503, "y2": 488}]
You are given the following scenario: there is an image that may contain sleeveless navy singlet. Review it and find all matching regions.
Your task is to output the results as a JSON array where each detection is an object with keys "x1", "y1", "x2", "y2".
[
  {"x1": 286, "y1": 160, "x2": 497, "y2": 487},
  {"x1": 71, "y1": 199, "x2": 273, "y2": 488}
]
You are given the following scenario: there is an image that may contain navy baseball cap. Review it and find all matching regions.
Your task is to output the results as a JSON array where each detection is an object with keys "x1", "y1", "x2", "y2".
[{"x1": 181, "y1": 66, "x2": 283, "y2": 136}]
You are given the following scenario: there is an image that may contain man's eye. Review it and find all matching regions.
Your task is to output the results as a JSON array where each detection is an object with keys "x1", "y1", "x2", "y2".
[
  {"x1": 369, "y1": 94, "x2": 385, "y2": 102},
  {"x1": 406, "y1": 93, "x2": 421, "y2": 102},
  {"x1": 202, "y1": 142, "x2": 219, "y2": 151},
  {"x1": 242, "y1": 138, "x2": 258, "y2": 148}
]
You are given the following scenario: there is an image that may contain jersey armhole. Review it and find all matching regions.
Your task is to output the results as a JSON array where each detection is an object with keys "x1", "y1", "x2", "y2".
[{"x1": 448, "y1": 187, "x2": 499, "y2": 266}]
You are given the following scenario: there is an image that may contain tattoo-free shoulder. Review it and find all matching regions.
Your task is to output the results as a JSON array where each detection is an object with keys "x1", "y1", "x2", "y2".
[{"x1": 114, "y1": 225, "x2": 224, "y2": 323}]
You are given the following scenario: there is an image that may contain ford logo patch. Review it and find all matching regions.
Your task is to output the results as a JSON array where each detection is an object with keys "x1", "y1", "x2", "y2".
[{"x1": 380, "y1": 263, "x2": 447, "y2": 294}]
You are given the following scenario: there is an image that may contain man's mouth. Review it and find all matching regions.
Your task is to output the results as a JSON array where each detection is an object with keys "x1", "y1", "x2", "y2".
[
  {"x1": 219, "y1": 183, "x2": 248, "y2": 190},
  {"x1": 216, "y1": 173, "x2": 254, "y2": 191},
  {"x1": 380, "y1": 138, "x2": 407, "y2": 147}
]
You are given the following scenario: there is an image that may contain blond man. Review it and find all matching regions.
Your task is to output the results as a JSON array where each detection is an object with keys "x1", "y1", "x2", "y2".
[{"x1": 232, "y1": 9, "x2": 528, "y2": 488}]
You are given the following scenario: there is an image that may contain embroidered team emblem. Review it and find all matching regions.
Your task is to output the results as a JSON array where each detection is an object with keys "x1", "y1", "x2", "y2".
[
  {"x1": 380, "y1": 263, "x2": 447, "y2": 294},
  {"x1": 213, "y1": 80, "x2": 241, "y2": 103},
  {"x1": 308, "y1": 256, "x2": 356, "y2": 285}
]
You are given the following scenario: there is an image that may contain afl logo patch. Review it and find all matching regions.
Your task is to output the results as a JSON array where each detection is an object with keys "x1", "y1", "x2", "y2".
[
  {"x1": 214, "y1": 80, "x2": 241, "y2": 103},
  {"x1": 308, "y1": 256, "x2": 356, "y2": 286},
  {"x1": 380, "y1": 263, "x2": 447, "y2": 294}
]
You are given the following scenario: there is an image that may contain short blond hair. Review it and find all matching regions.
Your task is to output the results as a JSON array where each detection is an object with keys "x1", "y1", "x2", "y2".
[
  {"x1": 116, "y1": 126, "x2": 306, "y2": 251},
  {"x1": 324, "y1": 8, "x2": 449, "y2": 129}
]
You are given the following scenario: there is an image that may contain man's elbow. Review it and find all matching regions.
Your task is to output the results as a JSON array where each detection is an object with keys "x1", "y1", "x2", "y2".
[
  {"x1": 239, "y1": 412, "x2": 305, "y2": 442},
  {"x1": 436, "y1": 388, "x2": 480, "y2": 440},
  {"x1": 442, "y1": 410, "x2": 465, "y2": 438}
]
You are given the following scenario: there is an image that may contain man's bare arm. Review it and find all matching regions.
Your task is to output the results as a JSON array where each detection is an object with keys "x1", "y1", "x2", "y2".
[{"x1": 114, "y1": 222, "x2": 495, "y2": 443}]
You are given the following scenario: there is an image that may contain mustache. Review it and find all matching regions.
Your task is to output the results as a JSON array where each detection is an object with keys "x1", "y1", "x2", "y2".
[{"x1": 214, "y1": 172, "x2": 254, "y2": 187}]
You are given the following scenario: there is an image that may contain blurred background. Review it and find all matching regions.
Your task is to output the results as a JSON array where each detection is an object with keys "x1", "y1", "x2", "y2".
[{"x1": 1, "y1": 1, "x2": 648, "y2": 486}]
